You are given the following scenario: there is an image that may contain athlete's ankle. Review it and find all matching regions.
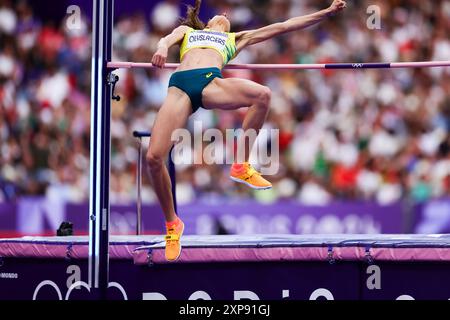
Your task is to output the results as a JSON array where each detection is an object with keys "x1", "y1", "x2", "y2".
[
  {"x1": 232, "y1": 162, "x2": 253, "y2": 172},
  {"x1": 166, "y1": 216, "x2": 181, "y2": 228}
]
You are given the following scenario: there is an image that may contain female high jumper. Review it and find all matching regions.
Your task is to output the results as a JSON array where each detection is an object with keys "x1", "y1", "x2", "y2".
[{"x1": 147, "y1": 0, "x2": 347, "y2": 261}]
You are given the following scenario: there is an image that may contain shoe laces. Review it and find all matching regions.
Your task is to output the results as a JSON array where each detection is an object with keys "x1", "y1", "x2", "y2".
[
  {"x1": 244, "y1": 163, "x2": 261, "y2": 177},
  {"x1": 166, "y1": 227, "x2": 178, "y2": 247}
]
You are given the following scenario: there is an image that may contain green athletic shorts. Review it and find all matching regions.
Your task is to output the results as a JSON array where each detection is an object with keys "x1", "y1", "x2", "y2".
[{"x1": 168, "y1": 67, "x2": 223, "y2": 112}]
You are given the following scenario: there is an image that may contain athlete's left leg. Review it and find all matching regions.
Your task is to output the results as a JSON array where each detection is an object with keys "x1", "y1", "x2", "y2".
[
  {"x1": 202, "y1": 77, "x2": 272, "y2": 190},
  {"x1": 202, "y1": 77, "x2": 271, "y2": 162}
]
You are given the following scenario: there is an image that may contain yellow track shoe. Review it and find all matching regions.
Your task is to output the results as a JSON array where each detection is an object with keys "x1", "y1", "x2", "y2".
[
  {"x1": 230, "y1": 162, "x2": 272, "y2": 190},
  {"x1": 165, "y1": 217, "x2": 184, "y2": 262}
]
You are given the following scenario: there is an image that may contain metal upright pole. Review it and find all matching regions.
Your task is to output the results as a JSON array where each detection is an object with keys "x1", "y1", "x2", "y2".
[
  {"x1": 89, "y1": 0, "x2": 114, "y2": 300},
  {"x1": 136, "y1": 137, "x2": 143, "y2": 235},
  {"x1": 132, "y1": 131, "x2": 178, "y2": 231}
]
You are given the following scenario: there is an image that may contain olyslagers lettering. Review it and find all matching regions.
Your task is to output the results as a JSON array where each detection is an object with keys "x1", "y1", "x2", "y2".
[{"x1": 187, "y1": 31, "x2": 227, "y2": 51}]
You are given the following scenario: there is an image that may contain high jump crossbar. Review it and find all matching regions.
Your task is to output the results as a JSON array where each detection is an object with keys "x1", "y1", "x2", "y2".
[{"x1": 108, "y1": 61, "x2": 450, "y2": 70}]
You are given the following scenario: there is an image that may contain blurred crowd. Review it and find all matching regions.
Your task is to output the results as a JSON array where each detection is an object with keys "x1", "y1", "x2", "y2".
[{"x1": 0, "y1": 0, "x2": 449, "y2": 205}]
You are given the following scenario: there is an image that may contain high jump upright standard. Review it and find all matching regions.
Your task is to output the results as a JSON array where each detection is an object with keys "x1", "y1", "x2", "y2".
[{"x1": 89, "y1": 0, "x2": 114, "y2": 299}]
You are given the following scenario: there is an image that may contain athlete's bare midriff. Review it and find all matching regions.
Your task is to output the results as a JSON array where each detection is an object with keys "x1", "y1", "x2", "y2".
[{"x1": 177, "y1": 48, "x2": 224, "y2": 72}]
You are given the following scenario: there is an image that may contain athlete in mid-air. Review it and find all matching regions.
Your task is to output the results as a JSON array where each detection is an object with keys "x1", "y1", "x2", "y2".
[{"x1": 147, "y1": 0, "x2": 347, "y2": 261}]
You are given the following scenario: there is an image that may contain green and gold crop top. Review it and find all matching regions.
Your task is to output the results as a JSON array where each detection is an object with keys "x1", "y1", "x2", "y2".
[{"x1": 179, "y1": 27, "x2": 237, "y2": 65}]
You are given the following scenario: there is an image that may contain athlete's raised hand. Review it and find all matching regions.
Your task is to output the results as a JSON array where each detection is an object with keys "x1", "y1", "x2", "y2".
[{"x1": 329, "y1": 0, "x2": 347, "y2": 14}]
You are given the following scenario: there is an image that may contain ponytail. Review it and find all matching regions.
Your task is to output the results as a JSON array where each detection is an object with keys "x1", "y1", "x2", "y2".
[{"x1": 179, "y1": 0, "x2": 206, "y2": 30}]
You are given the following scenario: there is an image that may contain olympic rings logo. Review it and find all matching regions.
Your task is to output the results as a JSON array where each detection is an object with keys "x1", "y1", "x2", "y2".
[{"x1": 32, "y1": 280, "x2": 128, "y2": 300}]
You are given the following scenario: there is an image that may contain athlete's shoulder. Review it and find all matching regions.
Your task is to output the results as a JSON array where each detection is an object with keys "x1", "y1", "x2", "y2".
[{"x1": 175, "y1": 25, "x2": 192, "y2": 35}]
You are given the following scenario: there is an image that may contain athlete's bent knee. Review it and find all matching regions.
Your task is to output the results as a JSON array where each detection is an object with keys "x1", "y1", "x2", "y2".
[
  {"x1": 257, "y1": 86, "x2": 271, "y2": 107},
  {"x1": 146, "y1": 151, "x2": 165, "y2": 171}
]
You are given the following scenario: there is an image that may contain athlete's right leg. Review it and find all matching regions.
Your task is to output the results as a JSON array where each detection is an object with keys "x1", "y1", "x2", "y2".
[
  {"x1": 146, "y1": 87, "x2": 192, "y2": 261},
  {"x1": 146, "y1": 87, "x2": 192, "y2": 223}
]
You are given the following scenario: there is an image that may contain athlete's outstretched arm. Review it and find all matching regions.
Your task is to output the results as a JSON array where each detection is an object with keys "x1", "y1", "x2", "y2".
[
  {"x1": 152, "y1": 25, "x2": 190, "y2": 68},
  {"x1": 235, "y1": 0, "x2": 347, "y2": 51}
]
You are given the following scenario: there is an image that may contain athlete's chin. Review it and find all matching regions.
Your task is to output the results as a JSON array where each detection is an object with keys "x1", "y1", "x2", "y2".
[
  {"x1": 222, "y1": 23, "x2": 231, "y2": 33},
  {"x1": 207, "y1": 22, "x2": 230, "y2": 33},
  {"x1": 208, "y1": 27, "x2": 229, "y2": 33}
]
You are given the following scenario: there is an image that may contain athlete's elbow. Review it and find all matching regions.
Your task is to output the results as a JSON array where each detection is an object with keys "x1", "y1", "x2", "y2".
[{"x1": 278, "y1": 22, "x2": 290, "y2": 33}]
